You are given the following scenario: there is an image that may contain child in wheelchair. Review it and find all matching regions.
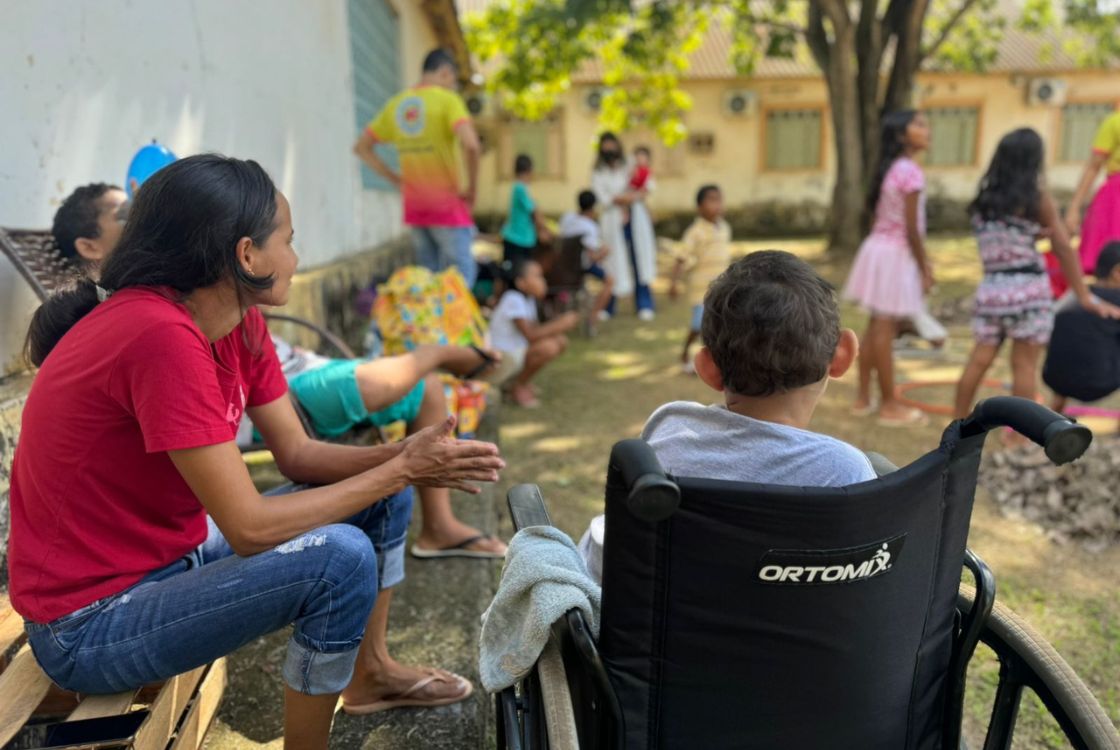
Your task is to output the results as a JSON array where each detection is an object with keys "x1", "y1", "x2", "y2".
[{"x1": 579, "y1": 250, "x2": 877, "y2": 580}]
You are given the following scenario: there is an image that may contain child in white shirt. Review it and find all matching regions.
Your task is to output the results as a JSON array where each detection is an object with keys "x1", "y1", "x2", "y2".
[{"x1": 489, "y1": 259, "x2": 579, "y2": 408}]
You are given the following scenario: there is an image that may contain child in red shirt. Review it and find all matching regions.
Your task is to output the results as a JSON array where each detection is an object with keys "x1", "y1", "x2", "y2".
[{"x1": 629, "y1": 146, "x2": 653, "y2": 191}]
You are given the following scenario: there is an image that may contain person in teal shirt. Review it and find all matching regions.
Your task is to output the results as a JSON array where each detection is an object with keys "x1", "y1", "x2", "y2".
[{"x1": 502, "y1": 154, "x2": 551, "y2": 262}]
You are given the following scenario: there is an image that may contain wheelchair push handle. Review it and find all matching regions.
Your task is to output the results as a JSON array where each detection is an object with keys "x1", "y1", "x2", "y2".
[
  {"x1": 607, "y1": 439, "x2": 681, "y2": 522},
  {"x1": 961, "y1": 397, "x2": 1092, "y2": 465}
]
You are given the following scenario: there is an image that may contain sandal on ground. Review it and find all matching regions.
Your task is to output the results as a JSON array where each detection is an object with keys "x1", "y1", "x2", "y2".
[
  {"x1": 876, "y1": 407, "x2": 928, "y2": 428},
  {"x1": 410, "y1": 534, "x2": 507, "y2": 560},
  {"x1": 340, "y1": 671, "x2": 473, "y2": 715}
]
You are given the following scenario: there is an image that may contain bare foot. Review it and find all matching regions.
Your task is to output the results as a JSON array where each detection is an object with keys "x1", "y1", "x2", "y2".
[
  {"x1": 342, "y1": 660, "x2": 470, "y2": 709},
  {"x1": 510, "y1": 384, "x2": 539, "y2": 408},
  {"x1": 851, "y1": 399, "x2": 874, "y2": 417}
]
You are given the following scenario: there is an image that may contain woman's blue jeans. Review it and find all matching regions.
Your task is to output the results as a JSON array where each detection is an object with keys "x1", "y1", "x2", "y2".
[
  {"x1": 606, "y1": 222, "x2": 654, "y2": 315},
  {"x1": 25, "y1": 489, "x2": 412, "y2": 696}
]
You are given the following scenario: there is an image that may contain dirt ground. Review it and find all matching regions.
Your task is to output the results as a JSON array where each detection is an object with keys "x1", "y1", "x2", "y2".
[{"x1": 494, "y1": 236, "x2": 1119, "y2": 748}]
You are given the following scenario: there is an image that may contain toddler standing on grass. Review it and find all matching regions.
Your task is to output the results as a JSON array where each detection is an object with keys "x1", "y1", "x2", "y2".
[
  {"x1": 488, "y1": 259, "x2": 578, "y2": 408},
  {"x1": 671, "y1": 184, "x2": 731, "y2": 374}
]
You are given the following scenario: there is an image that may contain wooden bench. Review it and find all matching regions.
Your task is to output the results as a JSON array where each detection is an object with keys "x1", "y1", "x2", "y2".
[{"x1": 0, "y1": 595, "x2": 226, "y2": 750}]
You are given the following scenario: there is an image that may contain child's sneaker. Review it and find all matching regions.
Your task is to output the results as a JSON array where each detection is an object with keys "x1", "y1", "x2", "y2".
[
  {"x1": 597, "y1": 310, "x2": 612, "y2": 322},
  {"x1": 638, "y1": 309, "x2": 655, "y2": 322},
  {"x1": 680, "y1": 360, "x2": 696, "y2": 375}
]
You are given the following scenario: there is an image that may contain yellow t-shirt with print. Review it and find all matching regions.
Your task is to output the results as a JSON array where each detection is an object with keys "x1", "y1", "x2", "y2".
[
  {"x1": 368, "y1": 86, "x2": 472, "y2": 227},
  {"x1": 1092, "y1": 110, "x2": 1120, "y2": 175}
]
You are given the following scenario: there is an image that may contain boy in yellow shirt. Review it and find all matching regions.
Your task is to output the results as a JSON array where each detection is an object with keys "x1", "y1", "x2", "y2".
[{"x1": 671, "y1": 184, "x2": 732, "y2": 374}]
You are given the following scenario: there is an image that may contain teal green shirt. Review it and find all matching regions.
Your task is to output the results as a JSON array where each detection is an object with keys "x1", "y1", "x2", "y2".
[{"x1": 502, "y1": 181, "x2": 537, "y2": 247}]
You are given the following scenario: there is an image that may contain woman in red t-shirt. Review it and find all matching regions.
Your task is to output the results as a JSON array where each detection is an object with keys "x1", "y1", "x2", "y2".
[{"x1": 10, "y1": 155, "x2": 504, "y2": 749}]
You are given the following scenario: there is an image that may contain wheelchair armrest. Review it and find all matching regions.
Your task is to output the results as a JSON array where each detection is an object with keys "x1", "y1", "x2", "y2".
[
  {"x1": 508, "y1": 484, "x2": 554, "y2": 531},
  {"x1": 607, "y1": 439, "x2": 681, "y2": 522},
  {"x1": 957, "y1": 587, "x2": 1120, "y2": 749},
  {"x1": 960, "y1": 397, "x2": 1091, "y2": 465},
  {"x1": 263, "y1": 312, "x2": 357, "y2": 359}
]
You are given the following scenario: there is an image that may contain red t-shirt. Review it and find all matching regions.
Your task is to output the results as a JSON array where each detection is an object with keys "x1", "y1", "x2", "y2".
[{"x1": 9, "y1": 288, "x2": 288, "y2": 622}]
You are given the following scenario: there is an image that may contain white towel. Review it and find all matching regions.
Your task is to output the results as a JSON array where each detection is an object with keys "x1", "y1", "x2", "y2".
[{"x1": 479, "y1": 525, "x2": 602, "y2": 692}]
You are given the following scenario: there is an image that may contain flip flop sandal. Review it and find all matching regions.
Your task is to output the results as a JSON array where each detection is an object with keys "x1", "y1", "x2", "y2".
[
  {"x1": 850, "y1": 403, "x2": 876, "y2": 417},
  {"x1": 341, "y1": 671, "x2": 473, "y2": 715},
  {"x1": 410, "y1": 534, "x2": 507, "y2": 559},
  {"x1": 461, "y1": 344, "x2": 498, "y2": 380},
  {"x1": 876, "y1": 408, "x2": 928, "y2": 428}
]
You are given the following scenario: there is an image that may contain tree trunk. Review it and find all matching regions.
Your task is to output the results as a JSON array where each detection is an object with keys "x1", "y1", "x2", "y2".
[{"x1": 819, "y1": 8, "x2": 867, "y2": 254}]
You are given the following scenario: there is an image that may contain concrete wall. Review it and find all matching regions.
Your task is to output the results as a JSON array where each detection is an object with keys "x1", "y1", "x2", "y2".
[
  {"x1": 475, "y1": 70, "x2": 1119, "y2": 219},
  {"x1": 0, "y1": 0, "x2": 447, "y2": 376}
]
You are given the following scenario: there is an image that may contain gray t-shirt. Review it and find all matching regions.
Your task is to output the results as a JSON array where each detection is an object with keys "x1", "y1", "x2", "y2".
[{"x1": 578, "y1": 401, "x2": 876, "y2": 581}]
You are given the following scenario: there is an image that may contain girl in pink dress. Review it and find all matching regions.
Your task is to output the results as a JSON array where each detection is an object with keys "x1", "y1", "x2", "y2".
[{"x1": 844, "y1": 110, "x2": 933, "y2": 426}]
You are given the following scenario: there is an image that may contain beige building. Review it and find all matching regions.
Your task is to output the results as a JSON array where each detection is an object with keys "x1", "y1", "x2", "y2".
[{"x1": 469, "y1": 21, "x2": 1118, "y2": 220}]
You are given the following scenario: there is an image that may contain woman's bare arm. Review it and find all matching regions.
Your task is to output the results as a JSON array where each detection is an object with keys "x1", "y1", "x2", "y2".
[{"x1": 170, "y1": 415, "x2": 503, "y2": 556}]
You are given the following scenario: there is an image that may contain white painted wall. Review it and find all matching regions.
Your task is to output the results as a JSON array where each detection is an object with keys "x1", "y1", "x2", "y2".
[{"x1": 0, "y1": 0, "x2": 410, "y2": 375}]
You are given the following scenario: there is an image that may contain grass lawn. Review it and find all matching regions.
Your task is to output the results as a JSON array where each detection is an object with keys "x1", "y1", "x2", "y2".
[{"x1": 493, "y1": 235, "x2": 1120, "y2": 748}]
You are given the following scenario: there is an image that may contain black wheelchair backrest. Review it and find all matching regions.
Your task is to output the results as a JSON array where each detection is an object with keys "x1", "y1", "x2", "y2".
[{"x1": 598, "y1": 424, "x2": 988, "y2": 749}]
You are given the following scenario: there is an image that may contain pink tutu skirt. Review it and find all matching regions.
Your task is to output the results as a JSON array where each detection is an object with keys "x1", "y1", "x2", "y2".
[
  {"x1": 843, "y1": 233, "x2": 924, "y2": 317},
  {"x1": 1080, "y1": 172, "x2": 1120, "y2": 275}
]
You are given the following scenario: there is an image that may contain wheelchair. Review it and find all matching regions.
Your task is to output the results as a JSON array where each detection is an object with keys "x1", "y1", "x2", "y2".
[{"x1": 494, "y1": 397, "x2": 1120, "y2": 749}]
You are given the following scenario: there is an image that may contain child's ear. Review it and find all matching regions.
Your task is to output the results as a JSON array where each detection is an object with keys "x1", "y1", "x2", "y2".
[
  {"x1": 74, "y1": 237, "x2": 108, "y2": 263},
  {"x1": 694, "y1": 347, "x2": 724, "y2": 392},
  {"x1": 828, "y1": 329, "x2": 859, "y2": 379}
]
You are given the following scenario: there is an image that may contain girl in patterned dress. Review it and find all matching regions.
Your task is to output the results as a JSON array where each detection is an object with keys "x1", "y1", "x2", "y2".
[
  {"x1": 844, "y1": 110, "x2": 933, "y2": 425},
  {"x1": 953, "y1": 128, "x2": 1120, "y2": 418}
]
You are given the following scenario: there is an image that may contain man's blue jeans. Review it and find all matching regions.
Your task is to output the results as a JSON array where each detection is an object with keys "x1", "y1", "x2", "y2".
[
  {"x1": 413, "y1": 226, "x2": 477, "y2": 287},
  {"x1": 25, "y1": 489, "x2": 412, "y2": 696}
]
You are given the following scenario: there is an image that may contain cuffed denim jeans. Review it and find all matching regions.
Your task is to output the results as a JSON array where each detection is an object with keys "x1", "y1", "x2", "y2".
[{"x1": 25, "y1": 488, "x2": 413, "y2": 696}]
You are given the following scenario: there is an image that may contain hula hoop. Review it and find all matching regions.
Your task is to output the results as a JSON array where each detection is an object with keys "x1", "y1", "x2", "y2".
[
  {"x1": 896, "y1": 379, "x2": 1007, "y2": 416},
  {"x1": 1064, "y1": 404, "x2": 1120, "y2": 419}
]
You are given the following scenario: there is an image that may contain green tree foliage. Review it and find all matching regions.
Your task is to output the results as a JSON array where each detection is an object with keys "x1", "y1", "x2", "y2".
[{"x1": 467, "y1": 0, "x2": 1118, "y2": 250}]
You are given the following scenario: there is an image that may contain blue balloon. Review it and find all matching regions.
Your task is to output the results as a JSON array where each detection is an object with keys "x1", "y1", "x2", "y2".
[{"x1": 125, "y1": 141, "x2": 177, "y2": 197}]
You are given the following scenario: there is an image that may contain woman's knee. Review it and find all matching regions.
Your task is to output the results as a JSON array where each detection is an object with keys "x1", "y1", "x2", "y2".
[{"x1": 283, "y1": 524, "x2": 378, "y2": 593}]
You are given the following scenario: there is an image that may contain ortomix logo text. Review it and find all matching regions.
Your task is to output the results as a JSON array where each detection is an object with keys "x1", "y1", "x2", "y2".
[{"x1": 756, "y1": 535, "x2": 906, "y2": 586}]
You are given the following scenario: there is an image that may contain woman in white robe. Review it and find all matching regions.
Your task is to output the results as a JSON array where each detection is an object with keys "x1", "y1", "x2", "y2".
[{"x1": 591, "y1": 132, "x2": 657, "y2": 319}]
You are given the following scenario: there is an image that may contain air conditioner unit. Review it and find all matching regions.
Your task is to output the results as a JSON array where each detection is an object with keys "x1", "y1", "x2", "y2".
[
  {"x1": 465, "y1": 92, "x2": 489, "y2": 117},
  {"x1": 584, "y1": 87, "x2": 609, "y2": 113},
  {"x1": 1027, "y1": 78, "x2": 1068, "y2": 107},
  {"x1": 723, "y1": 89, "x2": 758, "y2": 117}
]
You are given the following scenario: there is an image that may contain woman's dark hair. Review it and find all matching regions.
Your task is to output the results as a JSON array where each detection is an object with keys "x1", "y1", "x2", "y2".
[
  {"x1": 25, "y1": 154, "x2": 279, "y2": 366},
  {"x1": 968, "y1": 128, "x2": 1044, "y2": 223},
  {"x1": 514, "y1": 153, "x2": 533, "y2": 175},
  {"x1": 594, "y1": 132, "x2": 624, "y2": 170},
  {"x1": 52, "y1": 183, "x2": 122, "y2": 261},
  {"x1": 867, "y1": 110, "x2": 918, "y2": 216}
]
